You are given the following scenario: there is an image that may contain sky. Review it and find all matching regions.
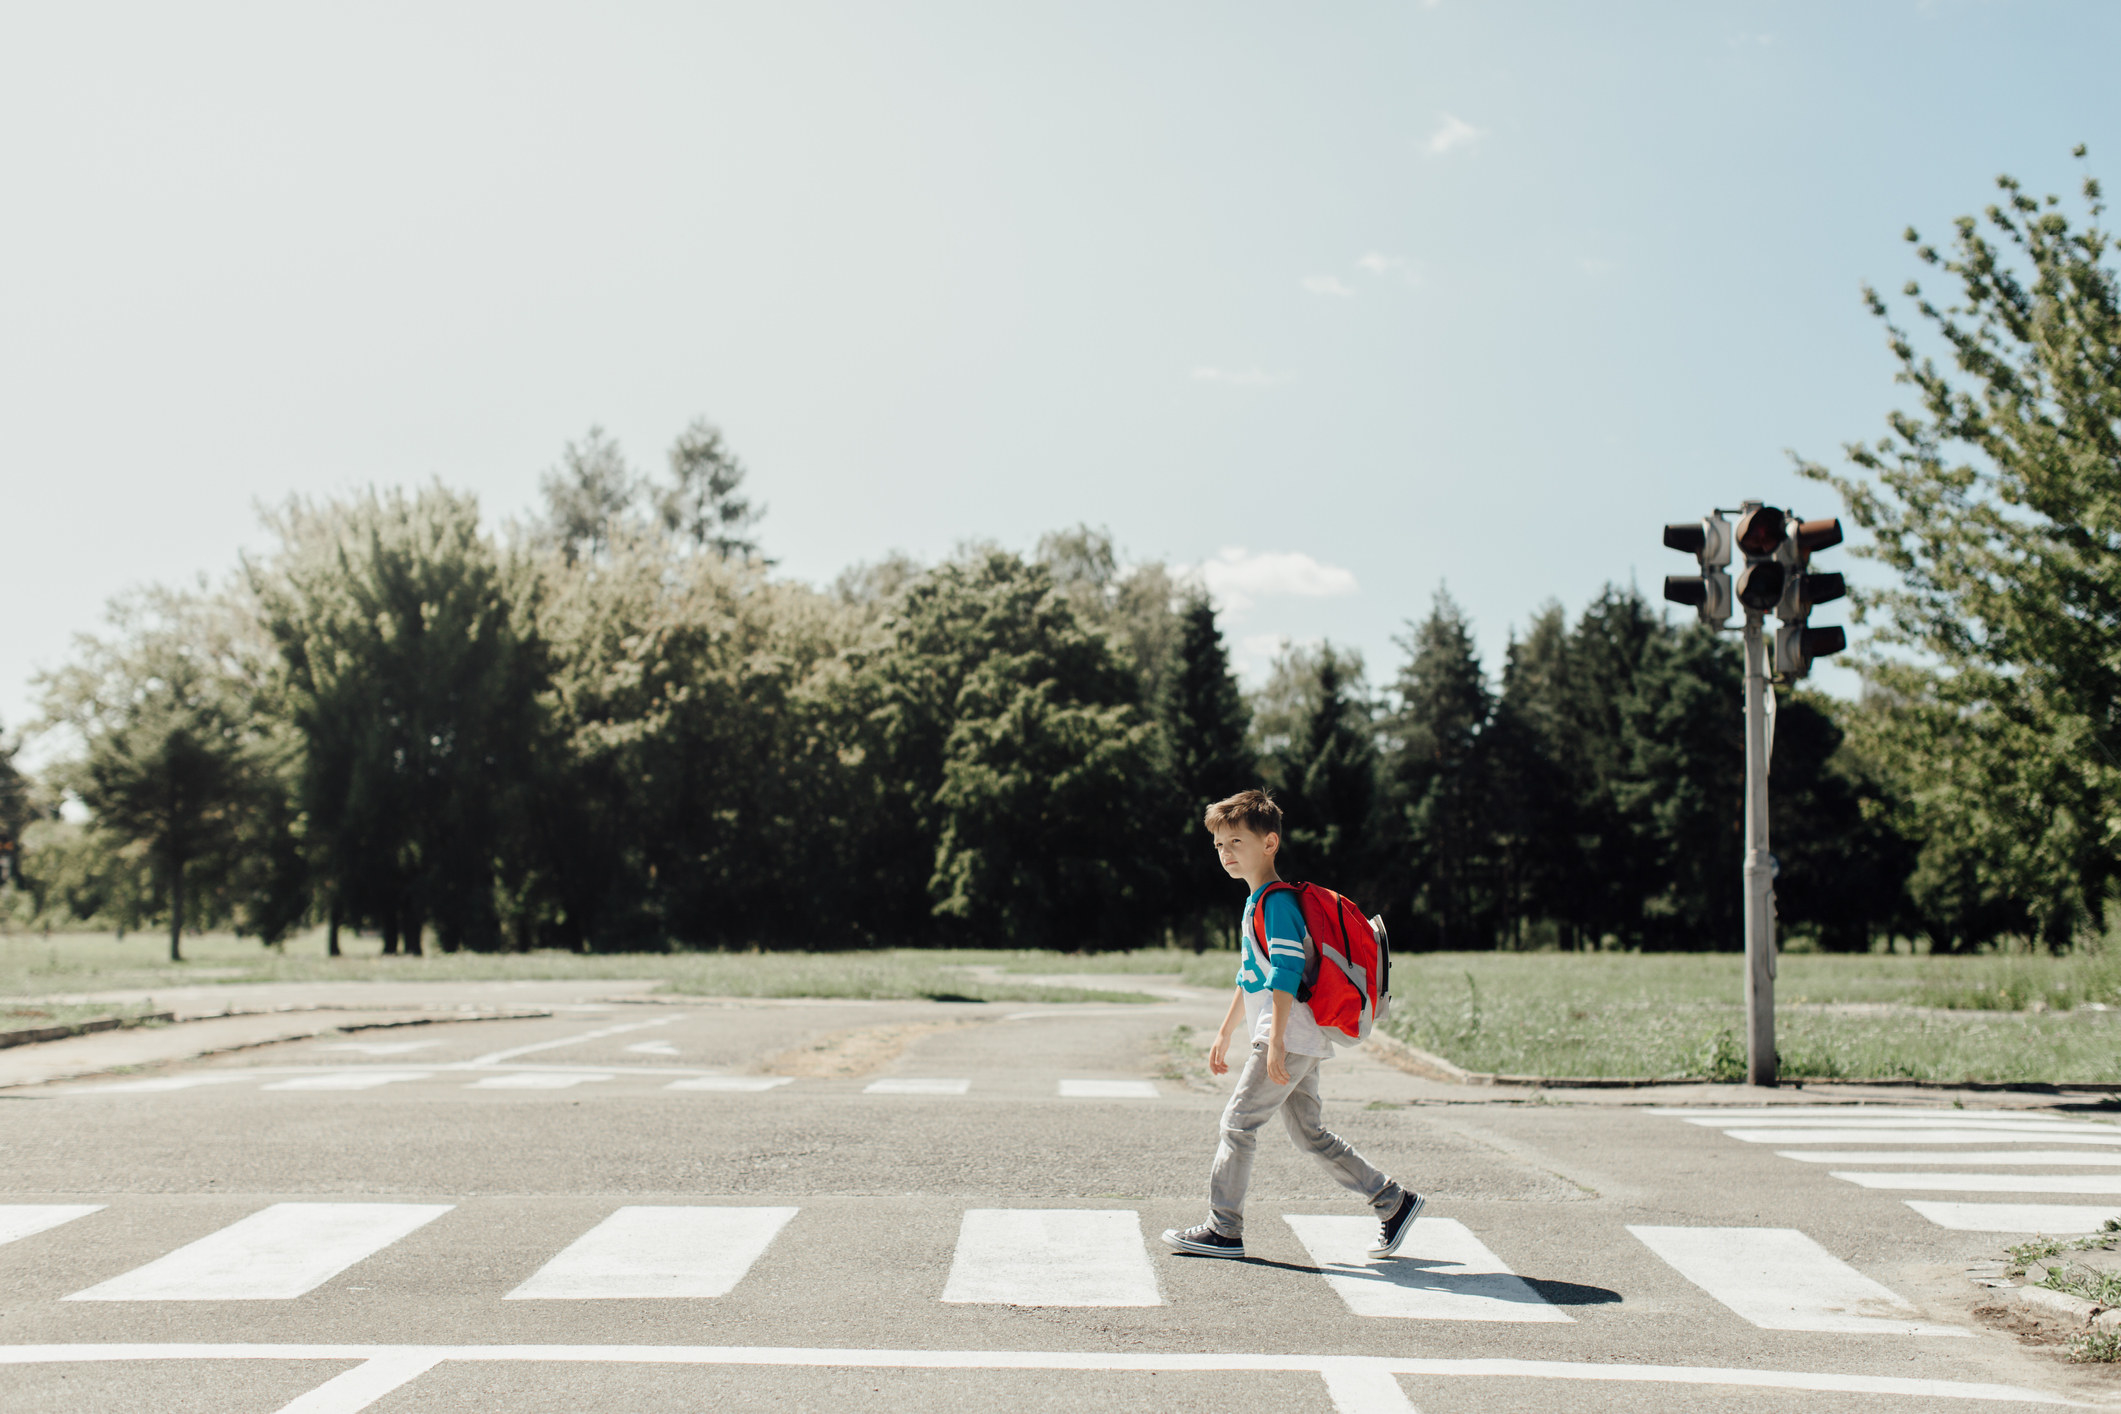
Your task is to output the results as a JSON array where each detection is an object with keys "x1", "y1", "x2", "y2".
[{"x1": 5, "y1": 0, "x2": 2117, "y2": 747}]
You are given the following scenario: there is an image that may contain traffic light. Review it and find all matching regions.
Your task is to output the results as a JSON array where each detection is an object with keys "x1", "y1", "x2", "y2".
[
  {"x1": 1733, "y1": 504, "x2": 1786, "y2": 612},
  {"x1": 1661, "y1": 513, "x2": 1731, "y2": 627},
  {"x1": 1773, "y1": 516, "x2": 1848, "y2": 679}
]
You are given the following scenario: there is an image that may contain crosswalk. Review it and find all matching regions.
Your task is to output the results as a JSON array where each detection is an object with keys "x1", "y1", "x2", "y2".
[
  {"x1": 1654, "y1": 1105, "x2": 2121, "y2": 1234},
  {"x1": 1, "y1": 1198, "x2": 1965, "y2": 1335}
]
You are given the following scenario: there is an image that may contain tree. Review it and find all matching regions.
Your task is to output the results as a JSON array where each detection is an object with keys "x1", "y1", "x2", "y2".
[
  {"x1": 1161, "y1": 593, "x2": 1257, "y2": 945},
  {"x1": 1379, "y1": 593, "x2": 1496, "y2": 950},
  {"x1": 1800, "y1": 148, "x2": 2121, "y2": 947},
  {"x1": 254, "y1": 486, "x2": 544, "y2": 954},
  {"x1": 36, "y1": 590, "x2": 260, "y2": 960},
  {"x1": 0, "y1": 722, "x2": 27, "y2": 892},
  {"x1": 539, "y1": 427, "x2": 638, "y2": 565},
  {"x1": 1256, "y1": 644, "x2": 1376, "y2": 893},
  {"x1": 655, "y1": 418, "x2": 763, "y2": 559}
]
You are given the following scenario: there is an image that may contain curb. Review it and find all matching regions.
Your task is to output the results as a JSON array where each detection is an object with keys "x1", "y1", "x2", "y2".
[
  {"x1": 1363, "y1": 1031, "x2": 2121, "y2": 1094},
  {"x1": 0, "y1": 1012, "x2": 175, "y2": 1050}
]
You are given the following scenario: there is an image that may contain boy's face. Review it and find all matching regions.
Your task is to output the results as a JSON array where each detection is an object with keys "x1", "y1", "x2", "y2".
[{"x1": 1212, "y1": 824, "x2": 1277, "y2": 880}]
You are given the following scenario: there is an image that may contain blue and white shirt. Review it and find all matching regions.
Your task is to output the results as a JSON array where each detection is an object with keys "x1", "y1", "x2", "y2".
[{"x1": 1236, "y1": 883, "x2": 1332, "y2": 1059}]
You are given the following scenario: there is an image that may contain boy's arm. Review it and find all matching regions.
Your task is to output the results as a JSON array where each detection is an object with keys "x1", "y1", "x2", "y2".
[
  {"x1": 1267, "y1": 990, "x2": 1294, "y2": 1085},
  {"x1": 1208, "y1": 987, "x2": 1245, "y2": 1076}
]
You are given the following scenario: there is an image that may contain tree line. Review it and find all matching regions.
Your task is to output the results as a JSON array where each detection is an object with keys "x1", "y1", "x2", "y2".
[{"x1": 3, "y1": 153, "x2": 2115, "y2": 957}]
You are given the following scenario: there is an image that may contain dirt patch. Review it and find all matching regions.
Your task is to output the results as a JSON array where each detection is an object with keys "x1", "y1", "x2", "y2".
[{"x1": 757, "y1": 1018, "x2": 989, "y2": 1079}]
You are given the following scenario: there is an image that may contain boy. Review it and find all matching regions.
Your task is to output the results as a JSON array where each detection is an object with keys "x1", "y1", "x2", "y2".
[{"x1": 1162, "y1": 788, "x2": 1422, "y2": 1260}]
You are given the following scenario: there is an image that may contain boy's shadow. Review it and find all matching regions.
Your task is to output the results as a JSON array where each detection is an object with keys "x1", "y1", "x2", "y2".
[{"x1": 1175, "y1": 1252, "x2": 1622, "y2": 1307}]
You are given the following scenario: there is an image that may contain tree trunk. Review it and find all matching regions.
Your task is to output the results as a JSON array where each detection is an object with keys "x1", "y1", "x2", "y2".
[
  {"x1": 381, "y1": 910, "x2": 400, "y2": 956},
  {"x1": 326, "y1": 894, "x2": 341, "y2": 958},
  {"x1": 168, "y1": 862, "x2": 184, "y2": 963},
  {"x1": 404, "y1": 907, "x2": 424, "y2": 957}
]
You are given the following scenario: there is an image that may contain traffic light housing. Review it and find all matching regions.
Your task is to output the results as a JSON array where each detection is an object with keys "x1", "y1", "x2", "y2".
[
  {"x1": 1661, "y1": 514, "x2": 1732, "y2": 627},
  {"x1": 1772, "y1": 516, "x2": 1848, "y2": 679},
  {"x1": 1732, "y1": 504, "x2": 1787, "y2": 612}
]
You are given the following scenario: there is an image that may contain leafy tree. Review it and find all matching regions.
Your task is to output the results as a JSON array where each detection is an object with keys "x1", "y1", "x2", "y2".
[
  {"x1": 1801, "y1": 148, "x2": 2121, "y2": 946},
  {"x1": 35, "y1": 591, "x2": 261, "y2": 960},
  {"x1": 1161, "y1": 592, "x2": 1256, "y2": 945},
  {"x1": 1256, "y1": 643, "x2": 1376, "y2": 893},
  {"x1": 1379, "y1": 593, "x2": 1496, "y2": 949},
  {"x1": 849, "y1": 549, "x2": 1171, "y2": 949},
  {"x1": 656, "y1": 418, "x2": 763, "y2": 559},
  {"x1": 254, "y1": 486, "x2": 543, "y2": 953},
  {"x1": 0, "y1": 722, "x2": 27, "y2": 892},
  {"x1": 1768, "y1": 693, "x2": 1919, "y2": 952},
  {"x1": 539, "y1": 427, "x2": 638, "y2": 565}
]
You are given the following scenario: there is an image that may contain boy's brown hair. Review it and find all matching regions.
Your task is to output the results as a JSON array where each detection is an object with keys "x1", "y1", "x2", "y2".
[{"x1": 1203, "y1": 788, "x2": 1282, "y2": 839}]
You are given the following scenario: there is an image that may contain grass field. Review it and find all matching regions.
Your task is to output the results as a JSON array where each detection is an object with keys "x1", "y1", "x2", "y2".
[
  {"x1": 6, "y1": 926, "x2": 2119, "y2": 1084},
  {"x1": 1378, "y1": 951, "x2": 2121, "y2": 1084}
]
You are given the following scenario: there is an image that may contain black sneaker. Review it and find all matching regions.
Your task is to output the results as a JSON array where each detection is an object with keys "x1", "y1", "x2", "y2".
[
  {"x1": 1369, "y1": 1190, "x2": 1425, "y2": 1257},
  {"x1": 1162, "y1": 1222, "x2": 1245, "y2": 1258}
]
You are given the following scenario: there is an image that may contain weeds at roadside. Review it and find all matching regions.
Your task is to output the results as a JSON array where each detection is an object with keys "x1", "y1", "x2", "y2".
[{"x1": 2071, "y1": 1329, "x2": 2121, "y2": 1362}]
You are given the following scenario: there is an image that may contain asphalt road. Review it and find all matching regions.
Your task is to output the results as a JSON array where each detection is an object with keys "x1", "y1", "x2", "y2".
[{"x1": 2, "y1": 988, "x2": 2117, "y2": 1413}]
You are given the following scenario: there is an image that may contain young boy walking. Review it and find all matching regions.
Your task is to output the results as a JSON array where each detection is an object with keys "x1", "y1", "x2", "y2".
[{"x1": 1162, "y1": 789, "x2": 1423, "y2": 1260}]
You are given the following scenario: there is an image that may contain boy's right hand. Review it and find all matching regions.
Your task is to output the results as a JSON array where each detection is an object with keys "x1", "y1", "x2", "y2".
[{"x1": 1208, "y1": 1030, "x2": 1232, "y2": 1076}]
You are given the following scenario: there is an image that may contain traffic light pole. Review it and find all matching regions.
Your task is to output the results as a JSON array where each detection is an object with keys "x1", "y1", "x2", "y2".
[{"x1": 1740, "y1": 609, "x2": 1777, "y2": 1087}]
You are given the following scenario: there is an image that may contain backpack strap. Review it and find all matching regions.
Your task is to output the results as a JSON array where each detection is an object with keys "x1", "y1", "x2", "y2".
[{"x1": 1251, "y1": 880, "x2": 1317, "y2": 1001}]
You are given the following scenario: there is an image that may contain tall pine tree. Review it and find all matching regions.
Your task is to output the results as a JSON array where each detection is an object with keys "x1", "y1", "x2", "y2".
[{"x1": 1162, "y1": 592, "x2": 1255, "y2": 944}]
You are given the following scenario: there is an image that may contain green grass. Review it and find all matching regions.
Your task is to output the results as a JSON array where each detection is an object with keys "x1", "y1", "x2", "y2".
[
  {"x1": 0, "y1": 929, "x2": 1158, "y2": 1006},
  {"x1": 1379, "y1": 952, "x2": 2121, "y2": 1083}
]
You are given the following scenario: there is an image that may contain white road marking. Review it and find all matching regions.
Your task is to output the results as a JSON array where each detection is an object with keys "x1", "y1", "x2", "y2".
[
  {"x1": 665, "y1": 1076, "x2": 793, "y2": 1092},
  {"x1": 314, "y1": 1042, "x2": 438, "y2": 1056},
  {"x1": 1905, "y1": 1200, "x2": 2121, "y2": 1233},
  {"x1": 864, "y1": 1078, "x2": 970, "y2": 1095},
  {"x1": 467, "y1": 1017, "x2": 677, "y2": 1066},
  {"x1": 1654, "y1": 1107, "x2": 2058, "y2": 1120},
  {"x1": 942, "y1": 1209, "x2": 1161, "y2": 1307},
  {"x1": 80, "y1": 1074, "x2": 253, "y2": 1093},
  {"x1": 262, "y1": 1071, "x2": 433, "y2": 1091},
  {"x1": 1780, "y1": 1149, "x2": 2121, "y2": 1166},
  {"x1": 1628, "y1": 1225, "x2": 1965, "y2": 1336},
  {"x1": 271, "y1": 1352, "x2": 445, "y2": 1414},
  {"x1": 624, "y1": 1041, "x2": 679, "y2": 1056},
  {"x1": 1057, "y1": 1079, "x2": 1159, "y2": 1099},
  {"x1": 1831, "y1": 1171, "x2": 2121, "y2": 1193},
  {"x1": 1283, "y1": 1215, "x2": 1569, "y2": 1323},
  {"x1": 1724, "y1": 1128, "x2": 2121, "y2": 1146},
  {"x1": 65, "y1": 1203, "x2": 452, "y2": 1301},
  {"x1": 0, "y1": 1345, "x2": 2070, "y2": 1410},
  {"x1": 507, "y1": 1206, "x2": 798, "y2": 1300},
  {"x1": 467, "y1": 1072, "x2": 613, "y2": 1089},
  {"x1": 0, "y1": 1205, "x2": 103, "y2": 1247},
  {"x1": 1686, "y1": 1116, "x2": 2102, "y2": 1133}
]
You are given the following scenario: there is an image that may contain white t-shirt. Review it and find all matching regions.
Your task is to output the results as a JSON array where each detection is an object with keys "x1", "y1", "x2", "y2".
[{"x1": 1237, "y1": 885, "x2": 1334, "y2": 1059}]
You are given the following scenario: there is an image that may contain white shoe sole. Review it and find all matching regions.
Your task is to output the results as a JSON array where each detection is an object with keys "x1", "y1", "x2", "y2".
[
  {"x1": 1369, "y1": 1193, "x2": 1425, "y2": 1257},
  {"x1": 1161, "y1": 1229, "x2": 1246, "y2": 1258}
]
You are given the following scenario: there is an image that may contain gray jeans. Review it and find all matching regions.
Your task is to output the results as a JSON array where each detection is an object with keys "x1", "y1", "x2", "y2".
[{"x1": 1209, "y1": 1041, "x2": 1401, "y2": 1239}]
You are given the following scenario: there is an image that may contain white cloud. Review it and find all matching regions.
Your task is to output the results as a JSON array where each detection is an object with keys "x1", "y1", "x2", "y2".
[
  {"x1": 1190, "y1": 366, "x2": 1283, "y2": 386},
  {"x1": 1426, "y1": 112, "x2": 1482, "y2": 155},
  {"x1": 1300, "y1": 274, "x2": 1354, "y2": 298},
  {"x1": 1355, "y1": 251, "x2": 1421, "y2": 286},
  {"x1": 1188, "y1": 546, "x2": 1359, "y2": 618}
]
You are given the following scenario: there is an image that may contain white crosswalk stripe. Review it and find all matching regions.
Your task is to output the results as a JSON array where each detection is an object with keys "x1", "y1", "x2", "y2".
[
  {"x1": 82, "y1": 1074, "x2": 252, "y2": 1093},
  {"x1": 261, "y1": 1071, "x2": 434, "y2": 1092},
  {"x1": 864, "y1": 1078, "x2": 971, "y2": 1095},
  {"x1": 468, "y1": 1072, "x2": 613, "y2": 1089},
  {"x1": 1779, "y1": 1149, "x2": 2121, "y2": 1166},
  {"x1": 941, "y1": 1209, "x2": 1162, "y2": 1307},
  {"x1": 1057, "y1": 1079, "x2": 1159, "y2": 1098},
  {"x1": 1723, "y1": 1127, "x2": 2121, "y2": 1146},
  {"x1": 1628, "y1": 1226, "x2": 1965, "y2": 1336},
  {"x1": 1903, "y1": 1200, "x2": 2121, "y2": 1233},
  {"x1": 0, "y1": 1204, "x2": 102, "y2": 1247},
  {"x1": 1282, "y1": 1215, "x2": 1570, "y2": 1323},
  {"x1": 1831, "y1": 1171, "x2": 2121, "y2": 1194},
  {"x1": 664, "y1": 1075, "x2": 793, "y2": 1092},
  {"x1": 507, "y1": 1206, "x2": 798, "y2": 1299},
  {"x1": 65, "y1": 1202, "x2": 452, "y2": 1301}
]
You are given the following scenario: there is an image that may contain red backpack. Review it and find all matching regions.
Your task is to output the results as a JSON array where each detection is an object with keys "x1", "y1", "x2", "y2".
[{"x1": 1249, "y1": 880, "x2": 1392, "y2": 1042}]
